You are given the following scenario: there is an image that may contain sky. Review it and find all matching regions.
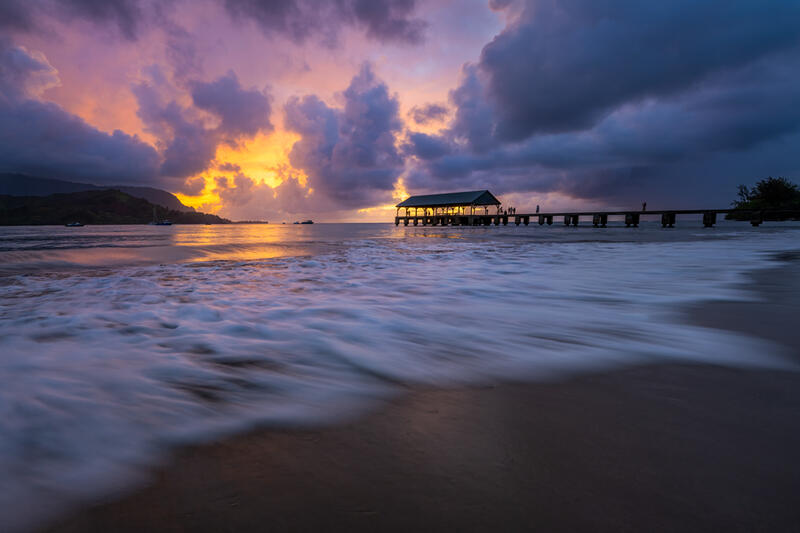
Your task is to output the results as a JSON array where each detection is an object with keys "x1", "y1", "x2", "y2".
[{"x1": 1, "y1": 0, "x2": 799, "y2": 221}]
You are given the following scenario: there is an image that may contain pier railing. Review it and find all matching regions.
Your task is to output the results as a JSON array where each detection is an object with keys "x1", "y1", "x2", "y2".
[{"x1": 394, "y1": 209, "x2": 799, "y2": 228}]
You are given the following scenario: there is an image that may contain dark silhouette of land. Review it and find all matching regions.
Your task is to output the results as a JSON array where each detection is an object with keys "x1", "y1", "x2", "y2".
[
  {"x1": 727, "y1": 176, "x2": 800, "y2": 221},
  {"x1": 0, "y1": 173, "x2": 195, "y2": 213},
  {"x1": 0, "y1": 190, "x2": 229, "y2": 225}
]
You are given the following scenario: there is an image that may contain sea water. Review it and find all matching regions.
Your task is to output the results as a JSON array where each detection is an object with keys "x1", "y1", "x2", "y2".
[{"x1": 1, "y1": 221, "x2": 799, "y2": 530}]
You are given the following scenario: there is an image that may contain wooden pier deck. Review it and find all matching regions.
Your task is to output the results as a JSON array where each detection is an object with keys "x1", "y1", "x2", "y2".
[{"x1": 395, "y1": 209, "x2": 793, "y2": 228}]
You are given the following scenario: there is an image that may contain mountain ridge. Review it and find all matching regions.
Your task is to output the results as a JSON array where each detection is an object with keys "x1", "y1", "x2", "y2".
[
  {"x1": 0, "y1": 189, "x2": 228, "y2": 225},
  {"x1": 0, "y1": 173, "x2": 195, "y2": 213}
]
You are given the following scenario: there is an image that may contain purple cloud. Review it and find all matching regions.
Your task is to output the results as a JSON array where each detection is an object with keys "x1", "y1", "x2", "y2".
[
  {"x1": 403, "y1": 1, "x2": 800, "y2": 207},
  {"x1": 284, "y1": 63, "x2": 403, "y2": 208},
  {"x1": 133, "y1": 69, "x2": 274, "y2": 186},
  {"x1": 408, "y1": 103, "x2": 448, "y2": 125},
  {"x1": 223, "y1": 0, "x2": 425, "y2": 45},
  {"x1": 0, "y1": 40, "x2": 161, "y2": 185},
  {"x1": 479, "y1": 0, "x2": 800, "y2": 140},
  {"x1": 190, "y1": 71, "x2": 273, "y2": 138}
]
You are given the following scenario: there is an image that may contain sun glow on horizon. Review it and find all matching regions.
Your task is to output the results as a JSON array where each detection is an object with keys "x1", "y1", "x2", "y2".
[{"x1": 175, "y1": 129, "x2": 305, "y2": 213}]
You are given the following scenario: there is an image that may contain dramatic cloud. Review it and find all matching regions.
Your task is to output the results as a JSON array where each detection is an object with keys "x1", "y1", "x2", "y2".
[
  {"x1": 448, "y1": 64, "x2": 496, "y2": 153},
  {"x1": 404, "y1": 0, "x2": 800, "y2": 207},
  {"x1": 0, "y1": 41, "x2": 161, "y2": 184},
  {"x1": 222, "y1": 0, "x2": 426, "y2": 45},
  {"x1": 211, "y1": 165, "x2": 312, "y2": 221},
  {"x1": 190, "y1": 71, "x2": 273, "y2": 138},
  {"x1": 134, "y1": 68, "x2": 273, "y2": 184},
  {"x1": 0, "y1": 0, "x2": 146, "y2": 39},
  {"x1": 214, "y1": 172, "x2": 255, "y2": 206},
  {"x1": 5, "y1": 0, "x2": 425, "y2": 46},
  {"x1": 55, "y1": 0, "x2": 144, "y2": 40},
  {"x1": 3, "y1": 0, "x2": 800, "y2": 216},
  {"x1": 132, "y1": 79, "x2": 217, "y2": 180},
  {"x1": 284, "y1": 64, "x2": 403, "y2": 208},
  {"x1": 0, "y1": 1, "x2": 34, "y2": 32},
  {"x1": 408, "y1": 103, "x2": 447, "y2": 125},
  {"x1": 403, "y1": 132, "x2": 450, "y2": 160},
  {"x1": 480, "y1": 0, "x2": 800, "y2": 140}
]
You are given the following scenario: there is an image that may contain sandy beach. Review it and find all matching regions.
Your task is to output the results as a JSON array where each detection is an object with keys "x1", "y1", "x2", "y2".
[{"x1": 45, "y1": 254, "x2": 800, "y2": 533}]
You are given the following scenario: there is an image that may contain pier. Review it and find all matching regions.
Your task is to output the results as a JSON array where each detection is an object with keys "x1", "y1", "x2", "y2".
[{"x1": 395, "y1": 190, "x2": 792, "y2": 228}]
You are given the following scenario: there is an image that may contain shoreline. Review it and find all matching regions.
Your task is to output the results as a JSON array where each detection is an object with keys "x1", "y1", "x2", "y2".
[{"x1": 44, "y1": 253, "x2": 800, "y2": 532}]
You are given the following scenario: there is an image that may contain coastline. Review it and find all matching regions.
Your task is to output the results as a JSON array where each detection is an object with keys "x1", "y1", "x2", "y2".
[{"x1": 45, "y1": 253, "x2": 800, "y2": 532}]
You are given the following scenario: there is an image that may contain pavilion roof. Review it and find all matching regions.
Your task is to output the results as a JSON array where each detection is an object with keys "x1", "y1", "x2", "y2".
[{"x1": 396, "y1": 190, "x2": 500, "y2": 208}]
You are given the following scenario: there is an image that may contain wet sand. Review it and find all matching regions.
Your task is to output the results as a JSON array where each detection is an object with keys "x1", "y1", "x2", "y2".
[{"x1": 48, "y1": 255, "x2": 800, "y2": 532}]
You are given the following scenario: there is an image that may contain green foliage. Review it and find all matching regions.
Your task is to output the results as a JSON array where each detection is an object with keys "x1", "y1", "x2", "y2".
[{"x1": 728, "y1": 177, "x2": 800, "y2": 220}]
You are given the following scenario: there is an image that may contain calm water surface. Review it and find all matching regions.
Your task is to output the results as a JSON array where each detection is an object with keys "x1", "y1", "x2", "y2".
[{"x1": 1, "y1": 221, "x2": 799, "y2": 530}]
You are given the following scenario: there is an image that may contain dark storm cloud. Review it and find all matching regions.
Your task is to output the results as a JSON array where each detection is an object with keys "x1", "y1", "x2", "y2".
[
  {"x1": 479, "y1": 0, "x2": 800, "y2": 141},
  {"x1": 403, "y1": 132, "x2": 450, "y2": 160},
  {"x1": 408, "y1": 103, "x2": 447, "y2": 125},
  {"x1": 132, "y1": 80, "x2": 217, "y2": 180},
  {"x1": 217, "y1": 162, "x2": 241, "y2": 172},
  {"x1": 55, "y1": 0, "x2": 143, "y2": 40},
  {"x1": 284, "y1": 63, "x2": 403, "y2": 208},
  {"x1": 0, "y1": 99, "x2": 162, "y2": 184},
  {"x1": 190, "y1": 71, "x2": 273, "y2": 138},
  {"x1": 214, "y1": 172, "x2": 256, "y2": 206},
  {"x1": 448, "y1": 64, "x2": 496, "y2": 153},
  {"x1": 0, "y1": 0, "x2": 146, "y2": 39},
  {"x1": 0, "y1": 1, "x2": 34, "y2": 31},
  {"x1": 164, "y1": 21, "x2": 203, "y2": 81},
  {"x1": 350, "y1": 0, "x2": 425, "y2": 43},
  {"x1": 413, "y1": 54, "x2": 800, "y2": 184},
  {"x1": 0, "y1": 40, "x2": 161, "y2": 185},
  {"x1": 222, "y1": 0, "x2": 426, "y2": 45},
  {"x1": 403, "y1": 0, "x2": 800, "y2": 207}
]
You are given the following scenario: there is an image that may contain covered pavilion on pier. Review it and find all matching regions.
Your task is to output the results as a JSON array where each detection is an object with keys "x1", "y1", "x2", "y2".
[{"x1": 396, "y1": 190, "x2": 501, "y2": 217}]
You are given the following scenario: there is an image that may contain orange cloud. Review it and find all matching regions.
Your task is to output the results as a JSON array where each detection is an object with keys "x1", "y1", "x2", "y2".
[{"x1": 175, "y1": 128, "x2": 306, "y2": 212}]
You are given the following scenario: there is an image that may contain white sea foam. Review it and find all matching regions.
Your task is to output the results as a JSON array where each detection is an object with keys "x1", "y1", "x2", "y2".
[{"x1": 0, "y1": 223, "x2": 798, "y2": 531}]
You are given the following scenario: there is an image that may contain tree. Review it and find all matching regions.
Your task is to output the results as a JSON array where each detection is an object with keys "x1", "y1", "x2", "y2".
[
  {"x1": 732, "y1": 177, "x2": 800, "y2": 210},
  {"x1": 735, "y1": 184, "x2": 751, "y2": 205},
  {"x1": 728, "y1": 176, "x2": 800, "y2": 220}
]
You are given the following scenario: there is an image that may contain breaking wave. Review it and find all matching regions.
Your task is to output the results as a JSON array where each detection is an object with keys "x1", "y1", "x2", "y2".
[{"x1": 0, "y1": 222, "x2": 798, "y2": 530}]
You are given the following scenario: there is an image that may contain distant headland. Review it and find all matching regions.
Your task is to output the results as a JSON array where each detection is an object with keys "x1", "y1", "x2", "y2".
[
  {"x1": 0, "y1": 173, "x2": 227, "y2": 225},
  {"x1": 0, "y1": 189, "x2": 229, "y2": 225}
]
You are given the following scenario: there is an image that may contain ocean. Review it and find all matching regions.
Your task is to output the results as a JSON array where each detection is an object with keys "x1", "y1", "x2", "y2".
[{"x1": 1, "y1": 220, "x2": 799, "y2": 530}]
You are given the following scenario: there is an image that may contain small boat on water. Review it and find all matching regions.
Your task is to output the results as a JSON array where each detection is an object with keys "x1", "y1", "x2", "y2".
[
  {"x1": 64, "y1": 222, "x2": 84, "y2": 227},
  {"x1": 148, "y1": 207, "x2": 172, "y2": 226},
  {"x1": 293, "y1": 220, "x2": 314, "y2": 224}
]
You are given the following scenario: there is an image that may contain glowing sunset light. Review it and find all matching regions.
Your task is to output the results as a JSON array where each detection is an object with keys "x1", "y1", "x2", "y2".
[{"x1": 1, "y1": 0, "x2": 798, "y2": 221}]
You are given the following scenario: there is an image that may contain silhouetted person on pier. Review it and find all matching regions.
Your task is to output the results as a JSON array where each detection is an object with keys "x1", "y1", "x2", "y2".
[
  {"x1": 642, "y1": 201, "x2": 647, "y2": 212},
  {"x1": 536, "y1": 205, "x2": 540, "y2": 213}
]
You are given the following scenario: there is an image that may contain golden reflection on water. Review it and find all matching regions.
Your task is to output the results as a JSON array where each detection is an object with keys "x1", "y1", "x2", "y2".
[
  {"x1": 0, "y1": 224, "x2": 329, "y2": 271},
  {"x1": 0, "y1": 223, "x2": 507, "y2": 272}
]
